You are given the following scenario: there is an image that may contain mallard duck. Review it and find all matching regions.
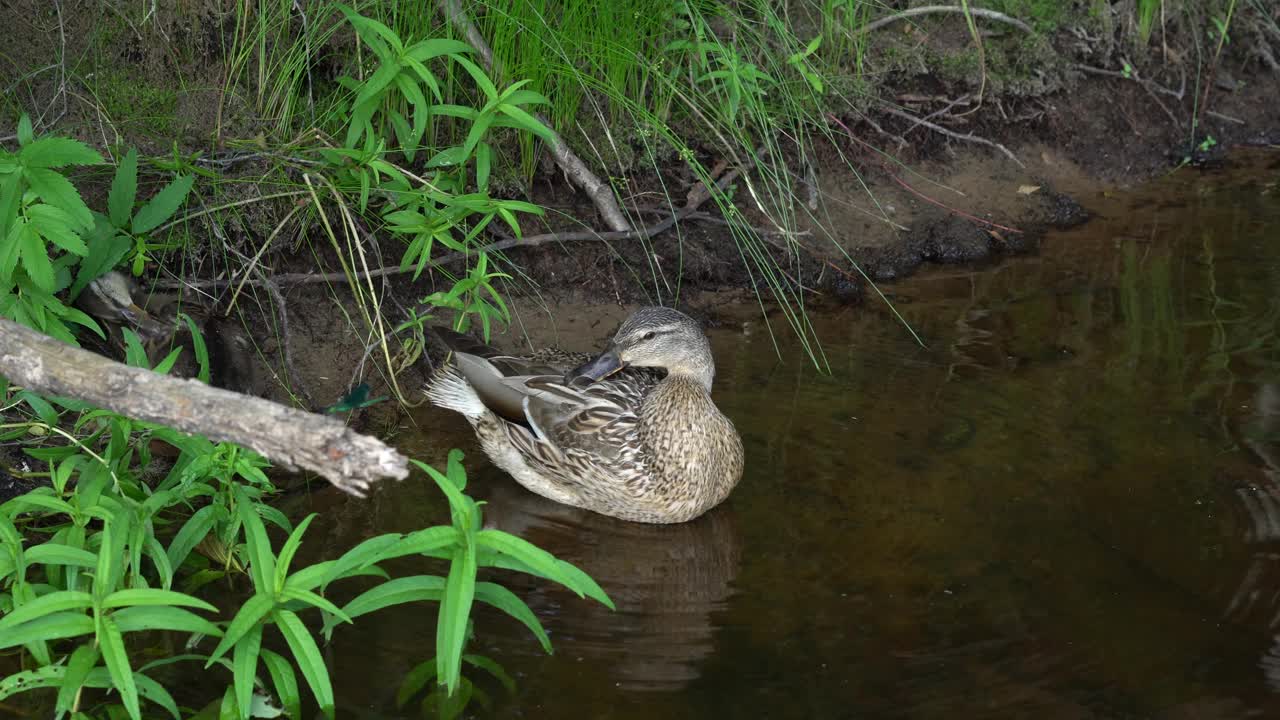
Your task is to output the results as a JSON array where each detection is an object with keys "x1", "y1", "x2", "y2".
[
  {"x1": 424, "y1": 307, "x2": 744, "y2": 524},
  {"x1": 76, "y1": 271, "x2": 174, "y2": 342}
]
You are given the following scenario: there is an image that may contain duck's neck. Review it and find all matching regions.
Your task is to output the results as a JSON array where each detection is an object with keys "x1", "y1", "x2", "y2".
[{"x1": 666, "y1": 364, "x2": 714, "y2": 394}]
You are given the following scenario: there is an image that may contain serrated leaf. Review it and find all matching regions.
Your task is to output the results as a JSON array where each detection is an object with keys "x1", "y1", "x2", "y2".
[
  {"x1": 21, "y1": 138, "x2": 104, "y2": 168},
  {"x1": 130, "y1": 174, "x2": 193, "y2": 234},
  {"x1": 26, "y1": 167, "x2": 93, "y2": 230},
  {"x1": 109, "y1": 149, "x2": 139, "y2": 227}
]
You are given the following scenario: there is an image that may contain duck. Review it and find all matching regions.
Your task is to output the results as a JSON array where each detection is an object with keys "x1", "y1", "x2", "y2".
[
  {"x1": 424, "y1": 307, "x2": 743, "y2": 524},
  {"x1": 73, "y1": 271, "x2": 262, "y2": 395},
  {"x1": 75, "y1": 270, "x2": 175, "y2": 343}
]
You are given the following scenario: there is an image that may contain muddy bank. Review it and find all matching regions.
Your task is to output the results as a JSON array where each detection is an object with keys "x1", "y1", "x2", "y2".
[{"x1": 513, "y1": 66, "x2": 1279, "y2": 305}]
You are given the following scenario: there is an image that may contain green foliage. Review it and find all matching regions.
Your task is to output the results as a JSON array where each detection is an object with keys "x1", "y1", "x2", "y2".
[
  {"x1": 1, "y1": 362, "x2": 609, "y2": 718},
  {"x1": 0, "y1": 115, "x2": 104, "y2": 343},
  {"x1": 0, "y1": 118, "x2": 195, "y2": 346}
]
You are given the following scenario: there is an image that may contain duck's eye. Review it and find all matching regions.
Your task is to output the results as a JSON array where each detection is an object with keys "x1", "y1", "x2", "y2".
[{"x1": 642, "y1": 331, "x2": 657, "y2": 341}]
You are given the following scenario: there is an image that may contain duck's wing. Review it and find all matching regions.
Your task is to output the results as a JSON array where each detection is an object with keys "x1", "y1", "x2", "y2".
[{"x1": 516, "y1": 370, "x2": 665, "y2": 464}]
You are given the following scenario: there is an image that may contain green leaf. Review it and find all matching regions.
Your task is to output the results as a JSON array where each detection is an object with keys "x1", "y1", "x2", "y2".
[
  {"x1": 112, "y1": 605, "x2": 223, "y2": 636},
  {"x1": 474, "y1": 581, "x2": 550, "y2": 653},
  {"x1": 167, "y1": 504, "x2": 217, "y2": 571},
  {"x1": 0, "y1": 664, "x2": 64, "y2": 702},
  {"x1": 10, "y1": 492, "x2": 77, "y2": 516},
  {"x1": 260, "y1": 649, "x2": 301, "y2": 720},
  {"x1": 0, "y1": 611, "x2": 95, "y2": 649},
  {"x1": 28, "y1": 203, "x2": 89, "y2": 255},
  {"x1": 133, "y1": 671, "x2": 180, "y2": 719},
  {"x1": 451, "y1": 54, "x2": 498, "y2": 100},
  {"x1": 341, "y1": 6, "x2": 404, "y2": 57},
  {"x1": 278, "y1": 587, "x2": 350, "y2": 624},
  {"x1": 108, "y1": 149, "x2": 139, "y2": 228},
  {"x1": 353, "y1": 60, "x2": 402, "y2": 111},
  {"x1": 205, "y1": 592, "x2": 273, "y2": 666},
  {"x1": 179, "y1": 312, "x2": 211, "y2": 383},
  {"x1": 273, "y1": 608, "x2": 335, "y2": 719},
  {"x1": 98, "y1": 615, "x2": 141, "y2": 720},
  {"x1": 144, "y1": 536, "x2": 174, "y2": 590},
  {"x1": 21, "y1": 138, "x2": 104, "y2": 168},
  {"x1": 395, "y1": 660, "x2": 436, "y2": 708},
  {"x1": 130, "y1": 174, "x2": 194, "y2": 234},
  {"x1": 0, "y1": 590, "x2": 93, "y2": 631},
  {"x1": 17, "y1": 113, "x2": 33, "y2": 145},
  {"x1": 236, "y1": 490, "x2": 277, "y2": 592},
  {"x1": 479, "y1": 543, "x2": 614, "y2": 610},
  {"x1": 404, "y1": 38, "x2": 473, "y2": 62},
  {"x1": 55, "y1": 643, "x2": 100, "y2": 715},
  {"x1": 274, "y1": 513, "x2": 314, "y2": 593},
  {"x1": 26, "y1": 542, "x2": 97, "y2": 567},
  {"x1": 233, "y1": 622, "x2": 263, "y2": 720},
  {"x1": 497, "y1": 104, "x2": 555, "y2": 144},
  {"x1": 437, "y1": 537, "x2": 476, "y2": 696},
  {"x1": 102, "y1": 588, "x2": 217, "y2": 611},
  {"x1": 337, "y1": 575, "x2": 445, "y2": 622},
  {"x1": 26, "y1": 167, "x2": 94, "y2": 230},
  {"x1": 463, "y1": 653, "x2": 516, "y2": 693},
  {"x1": 16, "y1": 219, "x2": 55, "y2": 291}
]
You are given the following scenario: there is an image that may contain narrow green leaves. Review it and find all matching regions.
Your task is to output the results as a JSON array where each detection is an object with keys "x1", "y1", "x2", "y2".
[
  {"x1": 272, "y1": 609, "x2": 334, "y2": 719},
  {"x1": 130, "y1": 174, "x2": 193, "y2": 234},
  {"x1": 108, "y1": 149, "x2": 139, "y2": 227},
  {"x1": 98, "y1": 615, "x2": 140, "y2": 720}
]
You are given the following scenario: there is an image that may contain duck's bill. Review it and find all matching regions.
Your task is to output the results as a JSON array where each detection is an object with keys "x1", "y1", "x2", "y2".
[{"x1": 568, "y1": 346, "x2": 626, "y2": 383}]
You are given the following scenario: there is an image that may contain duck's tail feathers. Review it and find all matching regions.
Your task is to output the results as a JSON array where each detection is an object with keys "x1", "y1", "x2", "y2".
[{"x1": 424, "y1": 365, "x2": 487, "y2": 420}]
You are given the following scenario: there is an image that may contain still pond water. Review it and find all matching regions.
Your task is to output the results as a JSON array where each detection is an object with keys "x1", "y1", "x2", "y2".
[{"x1": 301, "y1": 151, "x2": 1280, "y2": 719}]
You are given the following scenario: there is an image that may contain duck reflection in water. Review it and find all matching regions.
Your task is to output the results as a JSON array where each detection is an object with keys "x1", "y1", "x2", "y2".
[{"x1": 476, "y1": 475, "x2": 742, "y2": 693}]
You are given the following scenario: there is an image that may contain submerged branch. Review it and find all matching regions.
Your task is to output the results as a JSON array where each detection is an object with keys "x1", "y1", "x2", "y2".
[{"x1": 0, "y1": 319, "x2": 407, "y2": 497}]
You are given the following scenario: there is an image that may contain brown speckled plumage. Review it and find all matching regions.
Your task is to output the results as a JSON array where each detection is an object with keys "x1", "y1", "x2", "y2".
[{"x1": 424, "y1": 308, "x2": 744, "y2": 524}]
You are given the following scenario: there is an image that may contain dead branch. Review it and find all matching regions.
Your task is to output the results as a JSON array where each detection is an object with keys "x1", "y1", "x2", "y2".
[
  {"x1": 880, "y1": 106, "x2": 1025, "y2": 168},
  {"x1": 435, "y1": 0, "x2": 632, "y2": 234},
  {"x1": 0, "y1": 318, "x2": 406, "y2": 497},
  {"x1": 857, "y1": 5, "x2": 1034, "y2": 35},
  {"x1": 159, "y1": 149, "x2": 760, "y2": 295}
]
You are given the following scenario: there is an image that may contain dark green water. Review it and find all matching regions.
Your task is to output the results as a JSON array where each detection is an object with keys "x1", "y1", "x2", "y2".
[{"x1": 303, "y1": 151, "x2": 1280, "y2": 719}]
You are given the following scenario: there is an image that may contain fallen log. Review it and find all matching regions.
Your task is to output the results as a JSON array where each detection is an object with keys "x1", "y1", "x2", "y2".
[{"x1": 0, "y1": 318, "x2": 407, "y2": 497}]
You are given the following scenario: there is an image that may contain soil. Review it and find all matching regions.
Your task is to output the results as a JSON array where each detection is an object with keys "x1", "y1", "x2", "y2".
[{"x1": 3, "y1": 1, "x2": 1279, "y2": 405}]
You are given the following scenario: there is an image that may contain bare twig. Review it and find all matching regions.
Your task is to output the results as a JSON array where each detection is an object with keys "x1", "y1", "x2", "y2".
[
  {"x1": 435, "y1": 0, "x2": 633, "y2": 234},
  {"x1": 1074, "y1": 63, "x2": 1184, "y2": 99},
  {"x1": 1207, "y1": 110, "x2": 1245, "y2": 125},
  {"x1": 880, "y1": 106, "x2": 1025, "y2": 167},
  {"x1": 857, "y1": 5, "x2": 1034, "y2": 35},
  {"x1": 0, "y1": 319, "x2": 406, "y2": 496}
]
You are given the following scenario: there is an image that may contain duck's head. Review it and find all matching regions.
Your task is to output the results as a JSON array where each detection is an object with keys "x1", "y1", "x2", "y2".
[
  {"x1": 79, "y1": 272, "x2": 173, "y2": 341},
  {"x1": 571, "y1": 307, "x2": 715, "y2": 391}
]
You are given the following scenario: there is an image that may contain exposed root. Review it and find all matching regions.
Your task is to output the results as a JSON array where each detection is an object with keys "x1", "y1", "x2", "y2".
[
  {"x1": 856, "y1": 5, "x2": 1034, "y2": 36},
  {"x1": 880, "y1": 106, "x2": 1025, "y2": 168}
]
